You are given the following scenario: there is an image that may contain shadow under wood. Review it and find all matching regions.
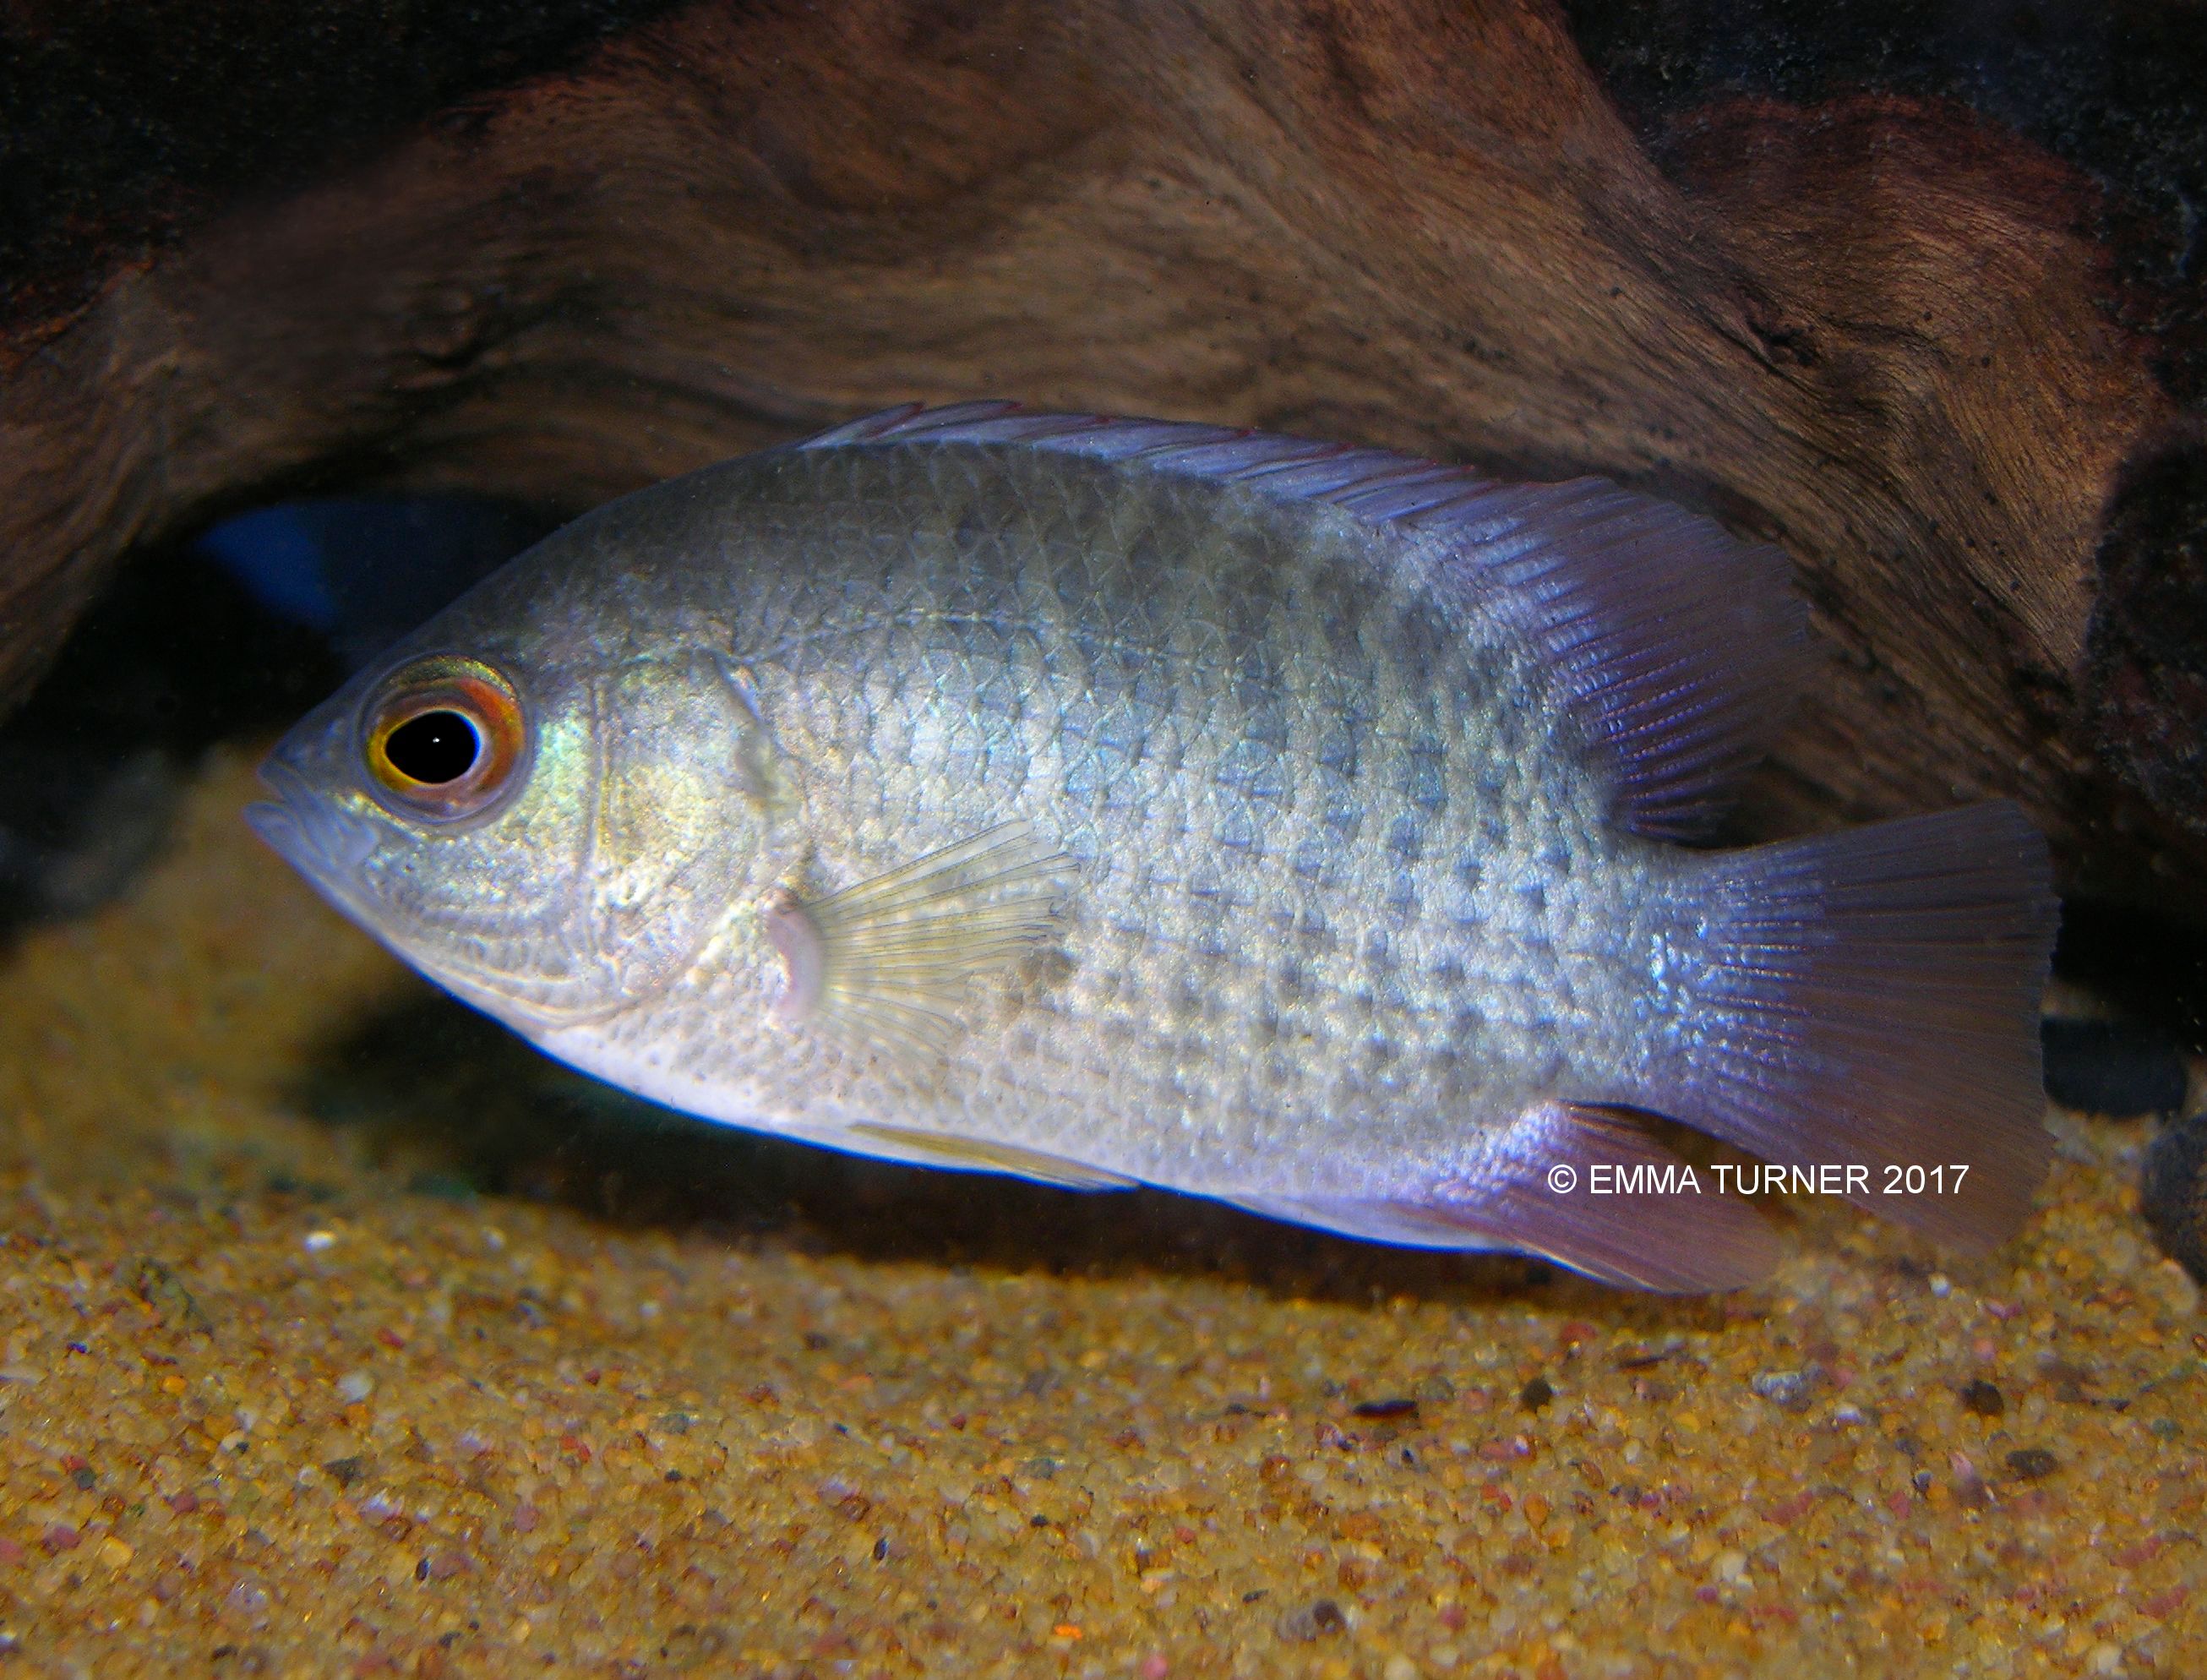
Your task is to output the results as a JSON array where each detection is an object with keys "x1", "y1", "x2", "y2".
[
  {"x1": 285, "y1": 985, "x2": 1747, "y2": 1330},
  {"x1": 0, "y1": 544, "x2": 340, "y2": 939}
]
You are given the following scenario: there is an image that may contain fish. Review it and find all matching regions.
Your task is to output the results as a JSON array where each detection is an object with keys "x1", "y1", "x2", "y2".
[{"x1": 248, "y1": 401, "x2": 2057, "y2": 1290}]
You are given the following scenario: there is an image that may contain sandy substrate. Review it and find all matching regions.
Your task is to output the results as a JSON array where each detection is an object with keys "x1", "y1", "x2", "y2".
[{"x1": 0, "y1": 749, "x2": 2200, "y2": 1677}]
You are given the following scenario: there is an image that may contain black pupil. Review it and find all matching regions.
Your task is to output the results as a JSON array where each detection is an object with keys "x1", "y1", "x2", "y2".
[{"x1": 384, "y1": 709, "x2": 482, "y2": 785}]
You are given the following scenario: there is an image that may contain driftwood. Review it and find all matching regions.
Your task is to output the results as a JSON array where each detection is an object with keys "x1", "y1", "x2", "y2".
[{"x1": 1, "y1": 0, "x2": 2199, "y2": 911}]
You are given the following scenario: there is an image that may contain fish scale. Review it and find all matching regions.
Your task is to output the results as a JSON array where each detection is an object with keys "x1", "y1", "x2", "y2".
[
  {"x1": 597, "y1": 444, "x2": 1658, "y2": 1178},
  {"x1": 250, "y1": 402, "x2": 2056, "y2": 1290}
]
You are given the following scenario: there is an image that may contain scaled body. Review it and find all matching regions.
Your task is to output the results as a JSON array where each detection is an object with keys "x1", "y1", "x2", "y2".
[{"x1": 252, "y1": 405, "x2": 2055, "y2": 1289}]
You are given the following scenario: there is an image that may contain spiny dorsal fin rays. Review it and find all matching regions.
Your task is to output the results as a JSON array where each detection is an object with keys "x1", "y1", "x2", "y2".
[
  {"x1": 761, "y1": 821, "x2": 1070, "y2": 1062},
  {"x1": 792, "y1": 402, "x2": 1810, "y2": 840}
]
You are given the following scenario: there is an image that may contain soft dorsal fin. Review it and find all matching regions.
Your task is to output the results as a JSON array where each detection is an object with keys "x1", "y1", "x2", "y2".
[{"x1": 795, "y1": 402, "x2": 1810, "y2": 838}]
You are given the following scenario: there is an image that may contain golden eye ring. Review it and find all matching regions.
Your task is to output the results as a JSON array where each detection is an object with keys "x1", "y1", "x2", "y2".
[{"x1": 359, "y1": 656, "x2": 529, "y2": 824}]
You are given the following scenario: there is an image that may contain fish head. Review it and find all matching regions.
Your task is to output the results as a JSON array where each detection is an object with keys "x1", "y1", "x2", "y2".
[{"x1": 249, "y1": 601, "x2": 777, "y2": 1033}]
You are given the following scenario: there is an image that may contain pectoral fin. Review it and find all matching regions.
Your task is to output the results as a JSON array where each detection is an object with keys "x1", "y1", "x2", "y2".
[
  {"x1": 845, "y1": 1122, "x2": 1136, "y2": 1190},
  {"x1": 762, "y1": 821, "x2": 1069, "y2": 1061}
]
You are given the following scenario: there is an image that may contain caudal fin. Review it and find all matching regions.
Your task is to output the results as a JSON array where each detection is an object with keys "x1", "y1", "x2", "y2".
[{"x1": 1654, "y1": 801, "x2": 2057, "y2": 1252}]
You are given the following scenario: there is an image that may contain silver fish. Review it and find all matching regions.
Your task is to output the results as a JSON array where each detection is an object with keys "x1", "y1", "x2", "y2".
[{"x1": 249, "y1": 403, "x2": 2056, "y2": 1290}]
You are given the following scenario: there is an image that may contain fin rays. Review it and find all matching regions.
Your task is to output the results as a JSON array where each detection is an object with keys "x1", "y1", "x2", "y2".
[
  {"x1": 1219, "y1": 1103, "x2": 1783, "y2": 1292},
  {"x1": 794, "y1": 402, "x2": 1807, "y2": 837},
  {"x1": 1652, "y1": 801, "x2": 2056, "y2": 1251},
  {"x1": 844, "y1": 1121, "x2": 1135, "y2": 1190},
  {"x1": 766, "y1": 821, "x2": 1069, "y2": 1062}
]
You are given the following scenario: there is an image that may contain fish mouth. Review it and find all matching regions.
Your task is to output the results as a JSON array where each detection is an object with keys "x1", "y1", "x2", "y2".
[{"x1": 246, "y1": 759, "x2": 379, "y2": 880}]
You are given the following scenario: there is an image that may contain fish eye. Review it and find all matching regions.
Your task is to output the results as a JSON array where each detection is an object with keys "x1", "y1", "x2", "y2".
[
  {"x1": 384, "y1": 709, "x2": 480, "y2": 783},
  {"x1": 361, "y1": 657, "x2": 528, "y2": 823}
]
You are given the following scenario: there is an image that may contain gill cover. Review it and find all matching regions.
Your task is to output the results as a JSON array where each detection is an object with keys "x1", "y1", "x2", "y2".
[
  {"x1": 392, "y1": 648, "x2": 766, "y2": 1029},
  {"x1": 577, "y1": 651, "x2": 771, "y2": 1012}
]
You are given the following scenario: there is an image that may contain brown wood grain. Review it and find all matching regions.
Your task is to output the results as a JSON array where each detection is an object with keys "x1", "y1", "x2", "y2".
[{"x1": 0, "y1": 0, "x2": 2188, "y2": 906}]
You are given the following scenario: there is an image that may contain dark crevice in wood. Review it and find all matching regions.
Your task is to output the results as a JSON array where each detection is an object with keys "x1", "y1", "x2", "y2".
[
  {"x1": 2087, "y1": 424, "x2": 2207, "y2": 827},
  {"x1": 0, "y1": 0, "x2": 699, "y2": 330},
  {"x1": 1567, "y1": 0, "x2": 2207, "y2": 406}
]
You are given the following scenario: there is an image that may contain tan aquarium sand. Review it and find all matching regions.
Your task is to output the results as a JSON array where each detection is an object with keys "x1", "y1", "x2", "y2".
[{"x1": 0, "y1": 747, "x2": 2200, "y2": 1677}]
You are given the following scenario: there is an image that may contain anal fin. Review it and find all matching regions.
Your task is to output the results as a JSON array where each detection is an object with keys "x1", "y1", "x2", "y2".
[
  {"x1": 845, "y1": 1121, "x2": 1136, "y2": 1190},
  {"x1": 763, "y1": 821, "x2": 1069, "y2": 1061},
  {"x1": 1223, "y1": 1103, "x2": 1780, "y2": 1292}
]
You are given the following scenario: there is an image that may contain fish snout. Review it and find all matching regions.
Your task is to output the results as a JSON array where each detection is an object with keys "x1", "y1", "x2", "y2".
[{"x1": 247, "y1": 757, "x2": 379, "y2": 878}]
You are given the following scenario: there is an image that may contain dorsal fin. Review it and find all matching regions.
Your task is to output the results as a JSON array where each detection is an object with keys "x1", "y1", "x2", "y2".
[{"x1": 794, "y1": 402, "x2": 1810, "y2": 838}]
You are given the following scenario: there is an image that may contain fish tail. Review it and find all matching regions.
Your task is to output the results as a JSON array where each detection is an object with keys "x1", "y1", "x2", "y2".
[{"x1": 1653, "y1": 800, "x2": 2057, "y2": 1251}]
